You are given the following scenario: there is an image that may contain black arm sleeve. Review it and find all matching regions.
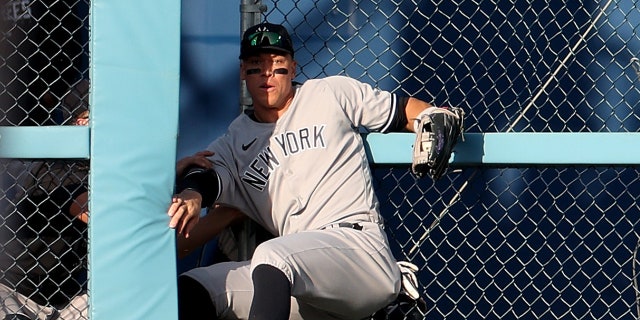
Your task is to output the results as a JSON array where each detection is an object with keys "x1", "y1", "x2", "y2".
[
  {"x1": 175, "y1": 165, "x2": 221, "y2": 208},
  {"x1": 384, "y1": 95, "x2": 410, "y2": 133}
]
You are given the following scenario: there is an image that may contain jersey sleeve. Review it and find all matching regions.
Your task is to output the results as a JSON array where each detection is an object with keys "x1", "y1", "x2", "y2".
[
  {"x1": 321, "y1": 76, "x2": 402, "y2": 133},
  {"x1": 205, "y1": 134, "x2": 254, "y2": 212},
  {"x1": 205, "y1": 136, "x2": 235, "y2": 203}
]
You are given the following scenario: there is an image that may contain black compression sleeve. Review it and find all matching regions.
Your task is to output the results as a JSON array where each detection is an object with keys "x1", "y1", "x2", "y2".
[
  {"x1": 178, "y1": 275, "x2": 217, "y2": 319},
  {"x1": 249, "y1": 264, "x2": 291, "y2": 319},
  {"x1": 385, "y1": 95, "x2": 410, "y2": 133},
  {"x1": 175, "y1": 165, "x2": 221, "y2": 208}
]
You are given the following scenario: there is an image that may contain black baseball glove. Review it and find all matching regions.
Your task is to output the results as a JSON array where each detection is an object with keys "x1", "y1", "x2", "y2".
[{"x1": 412, "y1": 106, "x2": 465, "y2": 180}]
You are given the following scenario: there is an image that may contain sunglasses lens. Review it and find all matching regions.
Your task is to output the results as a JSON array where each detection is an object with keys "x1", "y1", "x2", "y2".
[{"x1": 248, "y1": 32, "x2": 282, "y2": 47}]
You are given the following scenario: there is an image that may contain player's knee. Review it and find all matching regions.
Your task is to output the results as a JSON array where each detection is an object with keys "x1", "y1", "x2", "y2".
[
  {"x1": 251, "y1": 239, "x2": 286, "y2": 263},
  {"x1": 177, "y1": 275, "x2": 216, "y2": 320}
]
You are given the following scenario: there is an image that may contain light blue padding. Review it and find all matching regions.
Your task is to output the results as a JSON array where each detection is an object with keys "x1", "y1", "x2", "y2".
[
  {"x1": 89, "y1": 1, "x2": 180, "y2": 320},
  {"x1": 364, "y1": 132, "x2": 640, "y2": 165},
  {"x1": 0, "y1": 126, "x2": 89, "y2": 159}
]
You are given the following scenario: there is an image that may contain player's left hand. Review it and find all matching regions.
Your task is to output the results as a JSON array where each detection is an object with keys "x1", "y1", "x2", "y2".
[
  {"x1": 412, "y1": 106, "x2": 465, "y2": 180},
  {"x1": 168, "y1": 189, "x2": 203, "y2": 238}
]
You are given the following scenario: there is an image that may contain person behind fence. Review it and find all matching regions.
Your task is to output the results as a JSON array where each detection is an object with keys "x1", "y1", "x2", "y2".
[
  {"x1": 168, "y1": 21, "x2": 461, "y2": 319},
  {"x1": 0, "y1": 109, "x2": 90, "y2": 320},
  {"x1": 0, "y1": 120, "x2": 229, "y2": 320},
  {"x1": 0, "y1": 0, "x2": 89, "y2": 126}
]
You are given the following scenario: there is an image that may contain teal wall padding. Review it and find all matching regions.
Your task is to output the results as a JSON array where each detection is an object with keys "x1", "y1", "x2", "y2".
[
  {"x1": 364, "y1": 132, "x2": 640, "y2": 165},
  {"x1": 0, "y1": 127, "x2": 635, "y2": 166},
  {"x1": 0, "y1": 126, "x2": 89, "y2": 159},
  {"x1": 89, "y1": 1, "x2": 181, "y2": 319}
]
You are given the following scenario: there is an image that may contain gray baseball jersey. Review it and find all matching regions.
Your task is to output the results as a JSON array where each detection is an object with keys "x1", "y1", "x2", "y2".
[
  {"x1": 186, "y1": 75, "x2": 404, "y2": 319},
  {"x1": 208, "y1": 75, "x2": 399, "y2": 236}
]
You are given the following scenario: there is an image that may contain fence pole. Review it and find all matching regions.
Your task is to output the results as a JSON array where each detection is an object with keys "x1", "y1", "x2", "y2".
[{"x1": 237, "y1": 0, "x2": 266, "y2": 261}]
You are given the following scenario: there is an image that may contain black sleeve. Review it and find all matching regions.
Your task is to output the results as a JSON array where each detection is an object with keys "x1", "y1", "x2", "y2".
[
  {"x1": 175, "y1": 165, "x2": 221, "y2": 208},
  {"x1": 384, "y1": 95, "x2": 410, "y2": 133}
]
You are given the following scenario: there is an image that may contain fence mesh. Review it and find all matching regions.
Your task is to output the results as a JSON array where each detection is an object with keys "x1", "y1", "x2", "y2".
[
  {"x1": 373, "y1": 166, "x2": 639, "y2": 319},
  {"x1": 0, "y1": 159, "x2": 89, "y2": 316},
  {"x1": 0, "y1": 0, "x2": 89, "y2": 318},
  {"x1": 1, "y1": 0, "x2": 90, "y2": 126},
  {"x1": 1, "y1": 0, "x2": 640, "y2": 319},
  {"x1": 259, "y1": 0, "x2": 640, "y2": 319}
]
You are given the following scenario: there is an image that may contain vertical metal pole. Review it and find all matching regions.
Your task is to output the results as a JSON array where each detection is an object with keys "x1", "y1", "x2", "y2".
[
  {"x1": 239, "y1": 1, "x2": 267, "y2": 112},
  {"x1": 237, "y1": 0, "x2": 266, "y2": 261}
]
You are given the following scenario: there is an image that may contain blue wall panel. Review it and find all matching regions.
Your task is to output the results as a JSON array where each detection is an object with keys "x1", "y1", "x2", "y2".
[{"x1": 89, "y1": 1, "x2": 181, "y2": 319}]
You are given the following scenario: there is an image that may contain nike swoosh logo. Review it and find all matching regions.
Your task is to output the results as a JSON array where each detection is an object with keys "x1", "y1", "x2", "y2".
[{"x1": 242, "y1": 138, "x2": 257, "y2": 151}]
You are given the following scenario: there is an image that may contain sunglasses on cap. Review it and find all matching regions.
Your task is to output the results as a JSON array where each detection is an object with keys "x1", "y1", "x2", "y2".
[
  {"x1": 240, "y1": 24, "x2": 294, "y2": 59},
  {"x1": 247, "y1": 31, "x2": 284, "y2": 47}
]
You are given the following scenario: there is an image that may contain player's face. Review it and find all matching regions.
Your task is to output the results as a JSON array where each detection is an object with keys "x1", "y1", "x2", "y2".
[{"x1": 241, "y1": 53, "x2": 296, "y2": 119}]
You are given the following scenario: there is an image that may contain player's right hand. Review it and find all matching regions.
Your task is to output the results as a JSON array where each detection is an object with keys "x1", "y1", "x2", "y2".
[
  {"x1": 176, "y1": 150, "x2": 214, "y2": 177},
  {"x1": 168, "y1": 189, "x2": 203, "y2": 238}
]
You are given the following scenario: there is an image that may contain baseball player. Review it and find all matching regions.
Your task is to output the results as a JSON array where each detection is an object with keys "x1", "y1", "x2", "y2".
[{"x1": 168, "y1": 22, "x2": 462, "y2": 319}]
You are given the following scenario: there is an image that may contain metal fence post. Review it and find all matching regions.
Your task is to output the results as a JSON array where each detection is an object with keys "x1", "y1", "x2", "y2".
[{"x1": 237, "y1": 0, "x2": 266, "y2": 261}]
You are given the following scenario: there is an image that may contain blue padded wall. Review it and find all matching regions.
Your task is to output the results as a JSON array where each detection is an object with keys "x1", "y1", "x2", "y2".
[{"x1": 88, "y1": 1, "x2": 181, "y2": 319}]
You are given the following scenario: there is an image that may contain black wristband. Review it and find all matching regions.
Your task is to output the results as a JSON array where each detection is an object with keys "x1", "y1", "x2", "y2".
[{"x1": 176, "y1": 166, "x2": 220, "y2": 208}]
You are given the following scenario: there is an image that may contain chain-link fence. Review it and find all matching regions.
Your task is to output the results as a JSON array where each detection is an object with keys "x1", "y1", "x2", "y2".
[
  {"x1": 1, "y1": 0, "x2": 89, "y2": 126},
  {"x1": 0, "y1": 159, "x2": 89, "y2": 318},
  {"x1": 1, "y1": 0, "x2": 90, "y2": 318},
  {"x1": 373, "y1": 166, "x2": 639, "y2": 319},
  {"x1": 255, "y1": 0, "x2": 640, "y2": 319},
  {"x1": 2, "y1": 0, "x2": 639, "y2": 319}
]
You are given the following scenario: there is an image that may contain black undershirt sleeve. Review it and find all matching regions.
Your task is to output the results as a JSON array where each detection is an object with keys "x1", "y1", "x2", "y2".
[
  {"x1": 175, "y1": 165, "x2": 221, "y2": 208},
  {"x1": 384, "y1": 95, "x2": 410, "y2": 133}
]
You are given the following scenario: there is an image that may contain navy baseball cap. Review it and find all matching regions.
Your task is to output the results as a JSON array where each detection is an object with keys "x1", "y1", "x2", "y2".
[{"x1": 240, "y1": 22, "x2": 294, "y2": 59}]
